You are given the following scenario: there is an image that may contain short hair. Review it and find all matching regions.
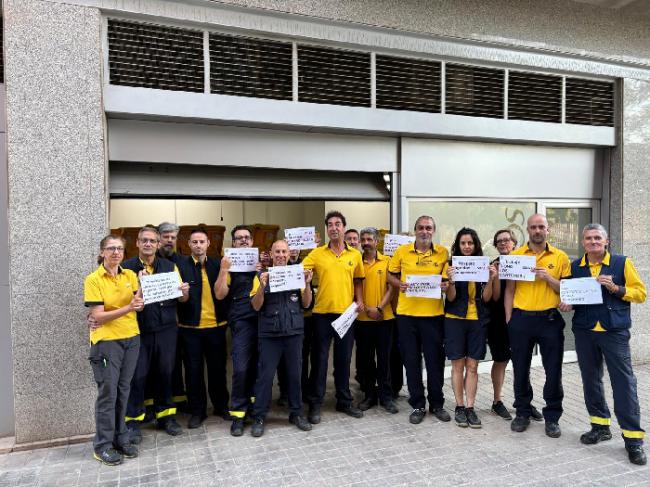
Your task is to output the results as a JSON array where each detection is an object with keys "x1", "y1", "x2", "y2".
[
  {"x1": 97, "y1": 234, "x2": 125, "y2": 264},
  {"x1": 359, "y1": 227, "x2": 379, "y2": 241},
  {"x1": 414, "y1": 215, "x2": 436, "y2": 231},
  {"x1": 492, "y1": 228, "x2": 518, "y2": 247},
  {"x1": 450, "y1": 227, "x2": 483, "y2": 257},
  {"x1": 138, "y1": 226, "x2": 160, "y2": 239},
  {"x1": 158, "y1": 222, "x2": 180, "y2": 234},
  {"x1": 230, "y1": 225, "x2": 251, "y2": 240},
  {"x1": 344, "y1": 229, "x2": 359, "y2": 237},
  {"x1": 271, "y1": 239, "x2": 289, "y2": 251},
  {"x1": 189, "y1": 228, "x2": 209, "y2": 239},
  {"x1": 582, "y1": 223, "x2": 608, "y2": 239},
  {"x1": 325, "y1": 210, "x2": 346, "y2": 227}
]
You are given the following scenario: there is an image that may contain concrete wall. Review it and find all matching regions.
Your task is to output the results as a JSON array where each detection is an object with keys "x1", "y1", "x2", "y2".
[{"x1": 4, "y1": 0, "x2": 106, "y2": 442}]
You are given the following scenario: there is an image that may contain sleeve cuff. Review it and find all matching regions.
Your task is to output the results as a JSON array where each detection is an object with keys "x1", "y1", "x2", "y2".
[
  {"x1": 84, "y1": 301, "x2": 103, "y2": 307},
  {"x1": 615, "y1": 286, "x2": 627, "y2": 299}
]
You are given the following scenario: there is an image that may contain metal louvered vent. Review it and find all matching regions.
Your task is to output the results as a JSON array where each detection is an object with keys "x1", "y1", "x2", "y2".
[
  {"x1": 376, "y1": 56, "x2": 441, "y2": 113},
  {"x1": 298, "y1": 46, "x2": 370, "y2": 107},
  {"x1": 445, "y1": 64, "x2": 504, "y2": 118},
  {"x1": 565, "y1": 78, "x2": 614, "y2": 127},
  {"x1": 108, "y1": 20, "x2": 204, "y2": 92},
  {"x1": 210, "y1": 33, "x2": 293, "y2": 100},
  {"x1": 508, "y1": 71, "x2": 562, "y2": 123}
]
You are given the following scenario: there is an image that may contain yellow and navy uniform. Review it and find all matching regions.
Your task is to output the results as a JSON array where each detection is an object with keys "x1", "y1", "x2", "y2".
[
  {"x1": 388, "y1": 243, "x2": 448, "y2": 317},
  {"x1": 358, "y1": 252, "x2": 394, "y2": 321},
  {"x1": 84, "y1": 265, "x2": 139, "y2": 344},
  {"x1": 443, "y1": 265, "x2": 478, "y2": 320}
]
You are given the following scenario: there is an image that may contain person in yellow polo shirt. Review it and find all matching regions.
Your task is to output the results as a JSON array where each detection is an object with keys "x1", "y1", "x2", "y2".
[
  {"x1": 504, "y1": 213, "x2": 570, "y2": 438},
  {"x1": 387, "y1": 215, "x2": 451, "y2": 425},
  {"x1": 559, "y1": 223, "x2": 647, "y2": 465},
  {"x1": 355, "y1": 227, "x2": 397, "y2": 414},
  {"x1": 302, "y1": 211, "x2": 365, "y2": 423},
  {"x1": 84, "y1": 235, "x2": 143, "y2": 466}
]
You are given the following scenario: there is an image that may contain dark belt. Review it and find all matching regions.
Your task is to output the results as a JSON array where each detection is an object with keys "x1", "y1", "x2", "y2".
[{"x1": 514, "y1": 308, "x2": 557, "y2": 318}]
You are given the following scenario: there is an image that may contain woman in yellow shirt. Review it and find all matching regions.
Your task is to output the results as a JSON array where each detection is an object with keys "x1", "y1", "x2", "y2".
[{"x1": 84, "y1": 235, "x2": 143, "y2": 466}]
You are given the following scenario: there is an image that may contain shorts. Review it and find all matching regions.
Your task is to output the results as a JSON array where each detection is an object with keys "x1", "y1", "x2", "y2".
[
  {"x1": 444, "y1": 317, "x2": 486, "y2": 360},
  {"x1": 487, "y1": 318, "x2": 511, "y2": 362}
]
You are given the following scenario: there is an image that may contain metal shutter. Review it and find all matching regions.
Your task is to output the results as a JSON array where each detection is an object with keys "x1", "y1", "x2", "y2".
[
  {"x1": 445, "y1": 63, "x2": 504, "y2": 118},
  {"x1": 508, "y1": 71, "x2": 562, "y2": 123},
  {"x1": 565, "y1": 78, "x2": 614, "y2": 127}
]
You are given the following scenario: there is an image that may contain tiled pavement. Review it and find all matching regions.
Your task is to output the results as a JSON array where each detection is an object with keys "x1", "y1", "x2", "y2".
[{"x1": 1, "y1": 362, "x2": 649, "y2": 486}]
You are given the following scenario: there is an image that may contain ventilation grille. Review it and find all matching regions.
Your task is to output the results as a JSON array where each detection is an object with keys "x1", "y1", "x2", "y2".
[
  {"x1": 445, "y1": 64, "x2": 504, "y2": 118},
  {"x1": 298, "y1": 46, "x2": 370, "y2": 107},
  {"x1": 565, "y1": 78, "x2": 614, "y2": 127},
  {"x1": 210, "y1": 33, "x2": 293, "y2": 100},
  {"x1": 508, "y1": 71, "x2": 562, "y2": 123},
  {"x1": 375, "y1": 56, "x2": 441, "y2": 113},
  {"x1": 108, "y1": 20, "x2": 204, "y2": 92}
]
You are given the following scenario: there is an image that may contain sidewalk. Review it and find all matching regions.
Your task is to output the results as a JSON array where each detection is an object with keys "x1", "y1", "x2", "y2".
[{"x1": 1, "y1": 362, "x2": 648, "y2": 486}]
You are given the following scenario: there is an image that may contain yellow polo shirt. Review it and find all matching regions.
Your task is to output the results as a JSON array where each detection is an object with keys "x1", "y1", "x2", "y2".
[
  {"x1": 512, "y1": 242, "x2": 570, "y2": 311},
  {"x1": 84, "y1": 265, "x2": 140, "y2": 344},
  {"x1": 441, "y1": 267, "x2": 479, "y2": 320},
  {"x1": 302, "y1": 243, "x2": 365, "y2": 314},
  {"x1": 388, "y1": 243, "x2": 448, "y2": 317},
  {"x1": 358, "y1": 252, "x2": 395, "y2": 321}
]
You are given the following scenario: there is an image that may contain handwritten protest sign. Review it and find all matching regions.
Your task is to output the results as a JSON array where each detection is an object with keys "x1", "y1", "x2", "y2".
[
  {"x1": 452, "y1": 256, "x2": 490, "y2": 282},
  {"x1": 405, "y1": 274, "x2": 442, "y2": 299},
  {"x1": 382, "y1": 234, "x2": 416, "y2": 256},
  {"x1": 284, "y1": 227, "x2": 317, "y2": 250},
  {"x1": 140, "y1": 272, "x2": 182, "y2": 305},
  {"x1": 560, "y1": 278, "x2": 603, "y2": 305},
  {"x1": 331, "y1": 302, "x2": 358, "y2": 338},
  {"x1": 224, "y1": 247, "x2": 259, "y2": 272},
  {"x1": 499, "y1": 255, "x2": 536, "y2": 281},
  {"x1": 269, "y1": 264, "x2": 305, "y2": 293}
]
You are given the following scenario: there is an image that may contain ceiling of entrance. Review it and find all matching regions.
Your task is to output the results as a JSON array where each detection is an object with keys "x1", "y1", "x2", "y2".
[{"x1": 571, "y1": 0, "x2": 650, "y2": 16}]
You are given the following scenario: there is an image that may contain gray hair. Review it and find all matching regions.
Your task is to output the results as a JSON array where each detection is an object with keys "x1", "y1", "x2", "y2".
[
  {"x1": 158, "y1": 222, "x2": 180, "y2": 234},
  {"x1": 359, "y1": 227, "x2": 379, "y2": 241},
  {"x1": 582, "y1": 223, "x2": 608, "y2": 239}
]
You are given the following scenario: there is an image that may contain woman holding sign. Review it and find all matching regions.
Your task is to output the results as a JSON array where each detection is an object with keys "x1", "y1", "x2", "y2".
[
  {"x1": 443, "y1": 228, "x2": 498, "y2": 428},
  {"x1": 84, "y1": 235, "x2": 143, "y2": 466}
]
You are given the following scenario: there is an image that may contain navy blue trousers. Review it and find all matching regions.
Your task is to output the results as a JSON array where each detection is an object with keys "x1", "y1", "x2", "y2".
[
  {"x1": 574, "y1": 327, "x2": 645, "y2": 446},
  {"x1": 229, "y1": 317, "x2": 259, "y2": 416},
  {"x1": 356, "y1": 319, "x2": 394, "y2": 403}
]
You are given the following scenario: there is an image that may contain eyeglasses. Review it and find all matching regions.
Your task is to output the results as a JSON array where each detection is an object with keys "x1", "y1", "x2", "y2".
[
  {"x1": 104, "y1": 247, "x2": 125, "y2": 253},
  {"x1": 233, "y1": 236, "x2": 252, "y2": 241},
  {"x1": 495, "y1": 238, "x2": 512, "y2": 244}
]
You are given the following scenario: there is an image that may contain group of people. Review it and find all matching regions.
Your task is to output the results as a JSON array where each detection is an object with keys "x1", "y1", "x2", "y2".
[{"x1": 83, "y1": 211, "x2": 647, "y2": 468}]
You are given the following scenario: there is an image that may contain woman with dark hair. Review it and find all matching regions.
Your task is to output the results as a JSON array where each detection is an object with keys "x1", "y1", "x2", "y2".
[
  {"x1": 84, "y1": 235, "x2": 143, "y2": 466},
  {"x1": 443, "y1": 228, "x2": 498, "y2": 428}
]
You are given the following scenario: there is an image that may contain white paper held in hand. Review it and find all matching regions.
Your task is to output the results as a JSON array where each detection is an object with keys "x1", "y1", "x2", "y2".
[
  {"x1": 382, "y1": 234, "x2": 415, "y2": 256},
  {"x1": 560, "y1": 278, "x2": 603, "y2": 305},
  {"x1": 224, "y1": 247, "x2": 259, "y2": 272},
  {"x1": 284, "y1": 227, "x2": 317, "y2": 250},
  {"x1": 451, "y1": 256, "x2": 490, "y2": 282},
  {"x1": 140, "y1": 272, "x2": 183, "y2": 305},
  {"x1": 405, "y1": 275, "x2": 442, "y2": 299},
  {"x1": 268, "y1": 264, "x2": 305, "y2": 293},
  {"x1": 498, "y1": 255, "x2": 536, "y2": 281},
  {"x1": 331, "y1": 302, "x2": 358, "y2": 338}
]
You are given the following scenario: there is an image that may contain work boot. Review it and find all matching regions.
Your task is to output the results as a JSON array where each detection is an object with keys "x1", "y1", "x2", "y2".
[
  {"x1": 530, "y1": 405, "x2": 543, "y2": 422},
  {"x1": 358, "y1": 396, "x2": 378, "y2": 411},
  {"x1": 289, "y1": 414, "x2": 312, "y2": 431},
  {"x1": 381, "y1": 400, "x2": 399, "y2": 414},
  {"x1": 545, "y1": 421, "x2": 561, "y2": 438},
  {"x1": 230, "y1": 418, "x2": 245, "y2": 437},
  {"x1": 308, "y1": 405, "x2": 321, "y2": 424},
  {"x1": 187, "y1": 414, "x2": 207, "y2": 429},
  {"x1": 626, "y1": 444, "x2": 647, "y2": 466},
  {"x1": 126, "y1": 421, "x2": 142, "y2": 445},
  {"x1": 511, "y1": 415, "x2": 530, "y2": 433},
  {"x1": 159, "y1": 417, "x2": 183, "y2": 436},
  {"x1": 409, "y1": 408, "x2": 426, "y2": 424},
  {"x1": 251, "y1": 418, "x2": 265, "y2": 437},
  {"x1": 580, "y1": 425, "x2": 612, "y2": 445},
  {"x1": 114, "y1": 443, "x2": 138, "y2": 459},
  {"x1": 93, "y1": 448, "x2": 122, "y2": 466},
  {"x1": 335, "y1": 404, "x2": 363, "y2": 418}
]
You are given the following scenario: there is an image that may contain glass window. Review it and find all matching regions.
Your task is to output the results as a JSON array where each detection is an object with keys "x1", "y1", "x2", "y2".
[{"x1": 546, "y1": 207, "x2": 593, "y2": 261}]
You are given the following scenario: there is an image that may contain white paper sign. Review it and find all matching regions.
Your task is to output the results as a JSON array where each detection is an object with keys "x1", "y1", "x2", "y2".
[
  {"x1": 140, "y1": 272, "x2": 182, "y2": 305},
  {"x1": 269, "y1": 264, "x2": 305, "y2": 293},
  {"x1": 405, "y1": 274, "x2": 442, "y2": 299},
  {"x1": 560, "y1": 278, "x2": 603, "y2": 305},
  {"x1": 499, "y1": 255, "x2": 536, "y2": 281},
  {"x1": 224, "y1": 247, "x2": 259, "y2": 272},
  {"x1": 284, "y1": 227, "x2": 317, "y2": 250},
  {"x1": 452, "y1": 256, "x2": 490, "y2": 282},
  {"x1": 382, "y1": 234, "x2": 416, "y2": 256},
  {"x1": 331, "y1": 302, "x2": 358, "y2": 339}
]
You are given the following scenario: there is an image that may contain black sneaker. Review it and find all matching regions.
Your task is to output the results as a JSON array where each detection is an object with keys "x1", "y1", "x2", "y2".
[
  {"x1": 93, "y1": 448, "x2": 122, "y2": 466},
  {"x1": 308, "y1": 406, "x2": 321, "y2": 425},
  {"x1": 358, "y1": 396, "x2": 378, "y2": 411},
  {"x1": 455, "y1": 406, "x2": 468, "y2": 428},
  {"x1": 409, "y1": 408, "x2": 426, "y2": 424},
  {"x1": 545, "y1": 421, "x2": 561, "y2": 438},
  {"x1": 114, "y1": 443, "x2": 138, "y2": 459},
  {"x1": 430, "y1": 407, "x2": 451, "y2": 422},
  {"x1": 511, "y1": 415, "x2": 530, "y2": 432},
  {"x1": 491, "y1": 401, "x2": 512, "y2": 420},
  {"x1": 251, "y1": 418, "x2": 265, "y2": 437},
  {"x1": 580, "y1": 425, "x2": 612, "y2": 445},
  {"x1": 187, "y1": 414, "x2": 207, "y2": 429},
  {"x1": 381, "y1": 400, "x2": 399, "y2": 414},
  {"x1": 289, "y1": 414, "x2": 312, "y2": 431},
  {"x1": 126, "y1": 421, "x2": 142, "y2": 445},
  {"x1": 230, "y1": 418, "x2": 245, "y2": 437},
  {"x1": 530, "y1": 405, "x2": 543, "y2": 422},
  {"x1": 466, "y1": 407, "x2": 482, "y2": 429},
  {"x1": 335, "y1": 405, "x2": 364, "y2": 418},
  {"x1": 159, "y1": 417, "x2": 183, "y2": 436},
  {"x1": 626, "y1": 445, "x2": 647, "y2": 466}
]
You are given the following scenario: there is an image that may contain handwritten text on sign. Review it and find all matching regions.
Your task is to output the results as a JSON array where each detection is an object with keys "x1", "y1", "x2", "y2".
[
  {"x1": 382, "y1": 234, "x2": 416, "y2": 256},
  {"x1": 560, "y1": 278, "x2": 603, "y2": 305},
  {"x1": 140, "y1": 272, "x2": 182, "y2": 305},
  {"x1": 269, "y1": 264, "x2": 305, "y2": 293},
  {"x1": 284, "y1": 227, "x2": 317, "y2": 250},
  {"x1": 331, "y1": 302, "x2": 358, "y2": 339},
  {"x1": 499, "y1": 255, "x2": 536, "y2": 281},
  {"x1": 405, "y1": 274, "x2": 442, "y2": 299},
  {"x1": 452, "y1": 256, "x2": 490, "y2": 282},
  {"x1": 224, "y1": 247, "x2": 259, "y2": 272}
]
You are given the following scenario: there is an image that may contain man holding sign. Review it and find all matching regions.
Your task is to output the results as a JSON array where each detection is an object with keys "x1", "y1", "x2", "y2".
[
  {"x1": 559, "y1": 224, "x2": 647, "y2": 465},
  {"x1": 387, "y1": 215, "x2": 451, "y2": 425},
  {"x1": 505, "y1": 214, "x2": 570, "y2": 438},
  {"x1": 247, "y1": 240, "x2": 314, "y2": 437}
]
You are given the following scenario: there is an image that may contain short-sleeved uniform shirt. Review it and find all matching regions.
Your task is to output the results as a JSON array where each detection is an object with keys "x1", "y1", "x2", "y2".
[
  {"x1": 84, "y1": 265, "x2": 140, "y2": 344},
  {"x1": 511, "y1": 242, "x2": 570, "y2": 311},
  {"x1": 302, "y1": 243, "x2": 365, "y2": 314},
  {"x1": 388, "y1": 243, "x2": 448, "y2": 317},
  {"x1": 358, "y1": 252, "x2": 395, "y2": 321},
  {"x1": 443, "y1": 263, "x2": 479, "y2": 320}
]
